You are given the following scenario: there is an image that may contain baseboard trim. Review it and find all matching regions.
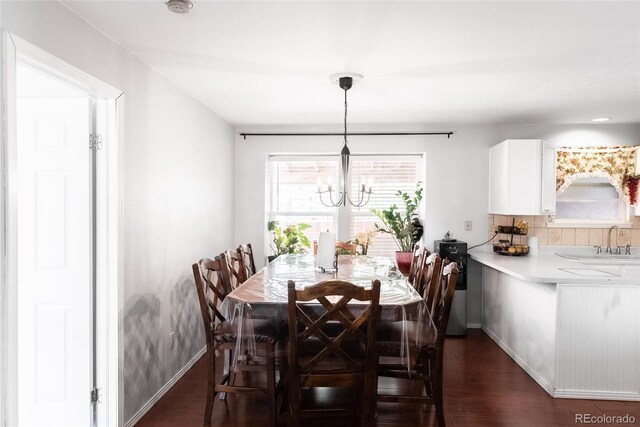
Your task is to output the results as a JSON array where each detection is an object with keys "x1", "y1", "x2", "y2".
[
  {"x1": 124, "y1": 346, "x2": 207, "y2": 427},
  {"x1": 553, "y1": 389, "x2": 640, "y2": 401},
  {"x1": 467, "y1": 323, "x2": 481, "y2": 329},
  {"x1": 481, "y1": 326, "x2": 555, "y2": 397}
]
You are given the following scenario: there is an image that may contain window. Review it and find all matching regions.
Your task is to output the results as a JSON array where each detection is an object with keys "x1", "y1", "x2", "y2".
[
  {"x1": 349, "y1": 158, "x2": 423, "y2": 256},
  {"x1": 267, "y1": 154, "x2": 424, "y2": 257},
  {"x1": 553, "y1": 146, "x2": 639, "y2": 225},
  {"x1": 268, "y1": 157, "x2": 339, "y2": 239},
  {"x1": 555, "y1": 176, "x2": 629, "y2": 223}
]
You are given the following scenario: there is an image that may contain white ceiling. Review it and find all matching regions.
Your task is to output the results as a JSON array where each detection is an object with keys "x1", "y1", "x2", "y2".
[{"x1": 62, "y1": 1, "x2": 640, "y2": 126}]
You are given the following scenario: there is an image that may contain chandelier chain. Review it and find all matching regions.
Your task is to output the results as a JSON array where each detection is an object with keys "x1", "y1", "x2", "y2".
[{"x1": 344, "y1": 87, "x2": 348, "y2": 146}]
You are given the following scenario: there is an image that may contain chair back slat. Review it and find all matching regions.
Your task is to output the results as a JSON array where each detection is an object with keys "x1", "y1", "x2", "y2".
[
  {"x1": 223, "y1": 249, "x2": 247, "y2": 289},
  {"x1": 316, "y1": 296, "x2": 368, "y2": 343},
  {"x1": 433, "y1": 261, "x2": 459, "y2": 346},
  {"x1": 407, "y1": 244, "x2": 423, "y2": 286},
  {"x1": 237, "y1": 243, "x2": 257, "y2": 278},
  {"x1": 420, "y1": 253, "x2": 443, "y2": 311}
]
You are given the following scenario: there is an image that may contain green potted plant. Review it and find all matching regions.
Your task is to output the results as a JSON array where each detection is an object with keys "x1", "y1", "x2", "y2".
[
  {"x1": 371, "y1": 183, "x2": 424, "y2": 274},
  {"x1": 267, "y1": 220, "x2": 312, "y2": 262}
]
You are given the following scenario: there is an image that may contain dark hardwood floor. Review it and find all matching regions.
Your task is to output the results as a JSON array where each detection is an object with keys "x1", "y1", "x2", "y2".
[{"x1": 136, "y1": 330, "x2": 640, "y2": 427}]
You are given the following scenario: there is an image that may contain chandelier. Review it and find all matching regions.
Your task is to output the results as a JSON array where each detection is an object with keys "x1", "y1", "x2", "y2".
[{"x1": 317, "y1": 73, "x2": 372, "y2": 207}]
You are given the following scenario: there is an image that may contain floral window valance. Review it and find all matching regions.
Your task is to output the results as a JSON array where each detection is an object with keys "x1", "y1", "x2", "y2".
[{"x1": 556, "y1": 146, "x2": 640, "y2": 205}]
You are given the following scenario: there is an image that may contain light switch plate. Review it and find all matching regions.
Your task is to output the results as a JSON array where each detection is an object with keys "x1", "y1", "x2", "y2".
[{"x1": 465, "y1": 220, "x2": 472, "y2": 231}]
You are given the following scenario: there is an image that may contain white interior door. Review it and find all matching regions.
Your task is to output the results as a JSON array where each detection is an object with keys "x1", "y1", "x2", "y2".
[{"x1": 16, "y1": 65, "x2": 94, "y2": 426}]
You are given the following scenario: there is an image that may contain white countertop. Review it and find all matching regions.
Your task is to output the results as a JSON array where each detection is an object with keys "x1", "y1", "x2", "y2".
[{"x1": 468, "y1": 246, "x2": 640, "y2": 285}]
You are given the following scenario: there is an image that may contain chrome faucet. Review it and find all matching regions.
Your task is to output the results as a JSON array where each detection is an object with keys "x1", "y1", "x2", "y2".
[{"x1": 607, "y1": 226, "x2": 622, "y2": 254}]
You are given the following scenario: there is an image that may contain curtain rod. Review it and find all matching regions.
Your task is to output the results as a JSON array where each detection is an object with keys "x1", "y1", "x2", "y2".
[{"x1": 239, "y1": 131, "x2": 454, "y2": 140}]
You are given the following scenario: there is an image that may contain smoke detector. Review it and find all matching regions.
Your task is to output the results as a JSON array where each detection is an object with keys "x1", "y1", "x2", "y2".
[{"x1": 165, "y1": 0, "x2": 193, "y2": 14}]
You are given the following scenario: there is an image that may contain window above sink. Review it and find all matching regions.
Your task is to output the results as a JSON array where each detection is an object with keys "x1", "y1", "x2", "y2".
[
  {"x1": 552, "y1": 145, "x2": 639, "y2": 225},
  {"x1": 550, "y1": 175, "x2": 632, "y2": 228}
]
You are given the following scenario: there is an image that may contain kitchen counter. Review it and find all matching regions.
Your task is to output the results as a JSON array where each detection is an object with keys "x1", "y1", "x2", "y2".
[
  {"x1": 468, "y1": 246, "x2": 640, "y2": 401},
  {"x1": 469, "y1": 246, "x2": 640, "y2": 285}
]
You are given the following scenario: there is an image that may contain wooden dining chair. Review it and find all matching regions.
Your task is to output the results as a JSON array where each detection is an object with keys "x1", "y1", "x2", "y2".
[
  {"x1": 336, "y1": 240, "x2": 358, "y2": 255},
  {"x1": 287, "y1": 279, "x2": 381, "y2": 427},
  {"x1": 376, "y1": 262, "x2": 459, "y2": 427},
  {"x1": 222, "y1": 249, "x2": 247, "y2": 289},
  {"x1": 237, "y1": 243, "x2": 257, "y2": 278},
  {"x1": 192, "y1": 256, "x2": 281, "y2": 426}
]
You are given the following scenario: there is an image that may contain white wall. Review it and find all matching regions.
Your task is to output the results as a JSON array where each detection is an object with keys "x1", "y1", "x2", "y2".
[{"x1": 1, "y1": 1, "x2": 235, "y2": 424}]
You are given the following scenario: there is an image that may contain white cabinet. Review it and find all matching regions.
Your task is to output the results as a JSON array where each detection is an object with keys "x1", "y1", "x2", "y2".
[{"x1": 489, "y1": 139, "x2": 556, "y2": 215}]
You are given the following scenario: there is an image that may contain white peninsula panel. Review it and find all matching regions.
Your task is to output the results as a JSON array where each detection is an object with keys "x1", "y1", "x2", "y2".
[
  {"x1": 476, "y1": 251, "x2": 640, "y2": 401},
  {"x1": 556, "y1": 284, "x2": 640, "y2": 398},
  {"x1": 482, "y1": 268, "x2": 557, "y2": 394}
]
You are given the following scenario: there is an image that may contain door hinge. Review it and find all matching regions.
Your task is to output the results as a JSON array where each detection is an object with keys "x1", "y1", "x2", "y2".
[
  {"x1": 90, "y1": 387, "x2": 101, "y2": 405},
  {"x1": 89, "y1": 134, "x2": 102, "y2": 151}
]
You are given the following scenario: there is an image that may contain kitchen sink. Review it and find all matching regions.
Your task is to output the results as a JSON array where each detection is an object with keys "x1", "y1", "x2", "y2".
[
  {"x1": 556, "y1": 253, "x2": 640, "y2": 266},
  {"x1": 558, "y1": 267, "x2": 620, "y2": 277}
]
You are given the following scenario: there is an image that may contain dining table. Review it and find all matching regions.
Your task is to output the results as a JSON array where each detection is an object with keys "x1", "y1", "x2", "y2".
[{"x1": 221, "y1": 254, "x2": 436, "y2": 369}]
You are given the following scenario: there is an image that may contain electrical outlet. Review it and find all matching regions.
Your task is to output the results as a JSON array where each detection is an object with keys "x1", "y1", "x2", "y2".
[
  {"x1": 169, "y1": 331, "x2": 175, "y2": 349},
  {"x1": 464, "y1": 220, "x2": 472, "y2": 231}
]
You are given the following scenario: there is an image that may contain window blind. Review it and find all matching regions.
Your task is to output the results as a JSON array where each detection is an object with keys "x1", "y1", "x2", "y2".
[
  {"x1": 267, "y1": 155, "x2": 424, "y2": 257},
  {"x1": 349, "y1": 158, "x2": 423, "y2": 257},
  {"x1": 268, "y1": 158, "x2": 338, "y2": 243}
]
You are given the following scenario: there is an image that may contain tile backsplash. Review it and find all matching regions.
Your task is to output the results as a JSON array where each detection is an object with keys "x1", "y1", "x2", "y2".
[{"x1": 488, "y1": 214, "x2": 640, "y2": 247}]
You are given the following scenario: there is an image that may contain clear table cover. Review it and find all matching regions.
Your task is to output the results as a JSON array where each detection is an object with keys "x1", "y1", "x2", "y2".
[{"x1": 221, "y1": 254, "x2": 435, "y2": 369}]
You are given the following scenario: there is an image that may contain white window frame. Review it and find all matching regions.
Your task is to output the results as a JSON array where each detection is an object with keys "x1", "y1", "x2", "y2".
[{"x1": 266, "y1": 153, "x2": 426, "y2": 253}]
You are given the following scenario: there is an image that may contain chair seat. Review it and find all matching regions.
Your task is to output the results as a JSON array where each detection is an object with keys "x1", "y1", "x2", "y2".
[
  {"x1": 213, "y1": 319, "x2": 279, "y2": 345},
  {"x1": 375, "y1": 320, "x2": 436, "y2": 356}
]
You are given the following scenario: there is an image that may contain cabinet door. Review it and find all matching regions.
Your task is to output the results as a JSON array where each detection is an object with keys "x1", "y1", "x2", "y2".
[
  {"x1": 507, "y1": 140, "x2": 541, "y2": 215},
  {"x1": 489, "y1": 141, "x2": 509, "y2": 214},
  {"x1": 540, "y1": 141, "x2": 556, "y2": 214}
]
